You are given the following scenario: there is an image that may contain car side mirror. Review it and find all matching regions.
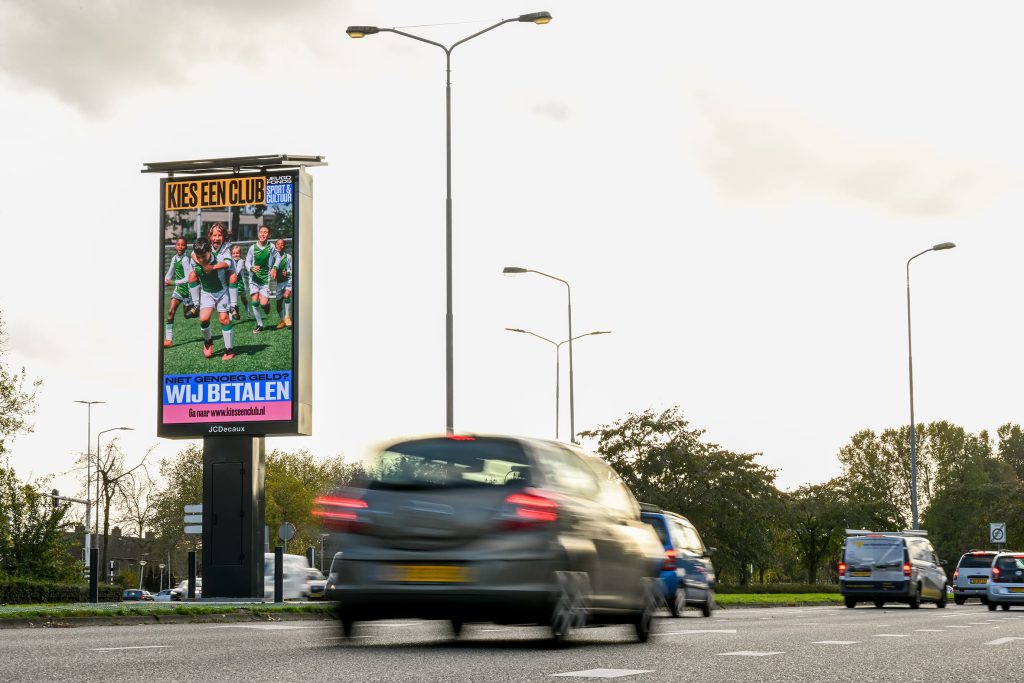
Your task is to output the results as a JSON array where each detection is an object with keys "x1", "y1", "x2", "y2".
[
  {"x1": 703, "y1": 547, "x2": 716, "y2": 558},
  {"x1": 939, "y1": 560, "x2": 947, "y2": 567}
]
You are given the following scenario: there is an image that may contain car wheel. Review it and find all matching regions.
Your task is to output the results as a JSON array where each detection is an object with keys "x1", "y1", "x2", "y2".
[
  {"x1": 1001, "y1": 604, "x2": 1011, "y2": 611},
  {"x1": 954, "y1": 596, "x2": 966, "y2": 606},
  {"x1": 450, "y1": 620, "x2": 464, "y2": 637},
  {"x1": 988, "y1": 602, "x2": 998, "y2": 612},
  {"x1": 844, "y1": 596, "x2": 857, "y2": 609},
  {"x1": 908, "y1": 586, "x2": 921, "y2": 609},
  {"x1": 701, "y1": 590, "x2": 714, "y2": 618},
  {"x1": 936, "y1": 590, "x2": 947, "y2": 609},
  {"x1": 669, "y1": 587, "x2": 686, "y2": 618},
  {"x1": 550, "y1": 571, "x2": 587, "y2": 643},
  {"x1": 874, "y1": 600, "x2": 885, "y2": 608},
  {"x1": 633, "y1": 577, "x2": 660, "y2": 643}
]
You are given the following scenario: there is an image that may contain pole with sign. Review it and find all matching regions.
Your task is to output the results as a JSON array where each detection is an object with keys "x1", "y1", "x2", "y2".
[{"x1": 991, "y1": 522, "x2": 1007, "y2": 549}]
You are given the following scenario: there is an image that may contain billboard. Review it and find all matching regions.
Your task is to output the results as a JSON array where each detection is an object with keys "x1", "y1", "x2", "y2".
[{"x1": 158, "y1": 170, "x2": 311, "y2": 437}]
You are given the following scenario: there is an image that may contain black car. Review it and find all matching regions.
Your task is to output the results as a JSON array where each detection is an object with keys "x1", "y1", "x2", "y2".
[
  {"x1": 319, "y1": 434, "x2": 666, "y2": 642},
  {"x1": 122, "y1": 589, "x2": 152, "y2": 601}
]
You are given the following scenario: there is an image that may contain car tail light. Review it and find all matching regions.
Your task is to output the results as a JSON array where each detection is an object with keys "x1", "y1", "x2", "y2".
[
  {"x1": 501, "y1": 489, "x2": 558, "y2": 530},
  {"x1": 312, "y1": 495, "x2": 368, "y2": 533},
  {"x1": 663, "y1": 548, "x2": 678, "y2": 571},
  {"x1": 993, "y1": 566, "x2": 1002, "y2": 582},
  {"x1": 903, "y1": 562, "x2": 912, "y2": 578},
  {"x1": 838, "y1": 562, "x2": 846, "y2": 577},
  {"x1": 953, "y1": 568, "x2": 958, "y2": 581}
]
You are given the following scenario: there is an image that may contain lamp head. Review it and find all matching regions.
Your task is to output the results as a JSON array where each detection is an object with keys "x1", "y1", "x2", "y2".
[
  {"x1": 518, "y1": 11, "x2": 552, "y2": 24},
  {"x1": 502, "y1": 266, "x2": 528, "y2": 275},
  {"x1": 933, "y1": 242, "x2": 956, "y2": 251},
  {"x1": 346, "y1": 25, "x2": 380, "y2": 38},
  {"x1": 505, "y1": 327, "x2": 526, "y2": 333},
  {"x1": 591, "y1": 331, "x2": 612, "y2": 336},
  {"x1": 120, "y1": 427, "x2": 134, "y2": 431}
]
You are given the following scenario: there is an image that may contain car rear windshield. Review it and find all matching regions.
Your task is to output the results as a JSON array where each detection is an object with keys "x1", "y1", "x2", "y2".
[
  {"x1": 996, "y1": 556, "x2": 1024, "y2": 571},
  {"x1": 642, "y1": 517, "x2": 669, "y2": 545},
  {"x1": 365, "y1": 438, "x2": 532, "y2": 490},
  {"x1": 959, "y1": 554, "x2": 996, "y2": 569},
  {"x1": 844, "y1": 538, "x2": 904, "y2": 566}
]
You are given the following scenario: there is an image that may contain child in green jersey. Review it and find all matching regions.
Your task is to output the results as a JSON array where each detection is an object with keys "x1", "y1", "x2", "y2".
[
  {"x1": 189, "y1": 236, "x2": 235, "y2": 361},
  {"x1": 270, "y1": 238, "x2": 293, "y2": 329},
  {"x1": 245, "y1": 225, "x2": 274, "y2": 334},
  {"x1": 163, "y1": 237, "x2": 198, "y2": 347}
]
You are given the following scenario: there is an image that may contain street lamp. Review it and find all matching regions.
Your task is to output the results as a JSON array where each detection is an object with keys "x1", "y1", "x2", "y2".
[
  {"x1": 906, "y1": 241, "x2": 956, "y2": 530},
  {"x1": 159, "y1": 563, "x2": 166, "y2": 591},
  {"x1": 74, "y1": 400, "x2": 104, "y2": 566},
  {"x1": 347, "y1": 12, "x2": 552, "y2": 436},
  {"x1": 506, "y1": 328, "x2": 610, "y2": 440},
  {"x1": 95, "y1": 427, "x2": 133, "y2": 552},
  {"x1": 503, "y1": 266, "x2": 579, "y2": 442},
  {"x1": 138, "y1": 559, "x2": 147, "y2": 590}
]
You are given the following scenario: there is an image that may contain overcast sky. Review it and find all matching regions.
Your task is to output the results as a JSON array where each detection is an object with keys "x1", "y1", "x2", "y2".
[{"x1": 2, "y1": 0, "x2": 1023, "y2": 498}]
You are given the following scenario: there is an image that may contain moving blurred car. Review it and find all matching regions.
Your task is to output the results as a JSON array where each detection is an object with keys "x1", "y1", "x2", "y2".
[
  {"x1": 640, "y1": 503, "x2": 716, "y2": 617},
  {"x1": 263, "y1": 553, "x2": 310, "y2": 600},
  {"x1": 122, "y1": 589, "x2": 153, "y2": 601},
  {"x1": 318, "y1": 434, "x2": 665, "y2": 642},
  {"x1": 839, "y1": 530, "x2": 947, "y2": 608},
  {"x1": 986, "y1": 552, "x2": 1024, "y2": 611},
  {"x1": 305, "y1": 568, "x2": 327, "y2": 600},
  {"x1": 170, "y1": 578, "x2": 201, "y2": 601},
  {"x1": 152, "y1": 589, "x2": 174, "y2": 602},
  {"x1": 952, "y1": 550, "x2": 997, "y2": 604}
]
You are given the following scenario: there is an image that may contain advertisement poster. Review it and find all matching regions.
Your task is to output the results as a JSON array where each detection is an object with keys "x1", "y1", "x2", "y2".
[{"x1": 158, "y1": 171, "x2": 299, "y2": 436}]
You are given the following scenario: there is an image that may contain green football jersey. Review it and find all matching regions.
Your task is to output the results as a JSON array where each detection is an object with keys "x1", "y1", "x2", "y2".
[
  {"x1": 194, "y1": 253, "x2": 228, "y2": 292},
  {"x1": 166, "y1": 254, "x2": 192, "y2": 298},
  {"x1": 248, "y1": 242, "x2": 274, "y2": 285}
]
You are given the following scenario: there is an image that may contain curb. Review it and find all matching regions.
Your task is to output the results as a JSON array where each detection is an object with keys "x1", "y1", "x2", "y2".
[{"x1": 0, "y1": 609, "x2": 335, "y2": 630}]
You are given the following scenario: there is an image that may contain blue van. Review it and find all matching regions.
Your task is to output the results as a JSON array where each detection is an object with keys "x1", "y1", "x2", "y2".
[{"x1": 640, "y1": 503, "x2": 716, "y2": 617}]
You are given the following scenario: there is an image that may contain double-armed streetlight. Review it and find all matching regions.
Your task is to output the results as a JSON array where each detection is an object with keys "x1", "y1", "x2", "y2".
[
  {"x1": 347, "y1": 12, "x2": 552, "y2": 436},
  {"x1": 906, "y1": 241, "x2": 956, "y2": 530},
  {"x1": 74, "y1": 400, "x2": 104, "y2": 564},
  {"x1": 506, "y1": 328, "x2": 610, "y2": 440},
  {"x1": 503, "y1": 266, "x2": 584, "y2": 442}
]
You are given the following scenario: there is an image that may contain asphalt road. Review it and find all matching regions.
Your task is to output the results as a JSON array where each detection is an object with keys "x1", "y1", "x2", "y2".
[{"x1": 4, "y1": 603, "x2": 1024, "y2": 682}]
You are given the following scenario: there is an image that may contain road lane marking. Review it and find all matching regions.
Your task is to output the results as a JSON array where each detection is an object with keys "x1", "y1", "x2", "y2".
[
  {"x1": 986, "y1": 637, "x2": 1024, "y2": 646},
  {"x1": 914, "y1": 629, "x2": 944, "y2": 632},
  {"x1": 717, "y1": 651, "x2": 783, "y2": 657},
  {"x1": 550, "y1": 669, "x2": 653, "y2": 678},
  {"x1": 968, "y1": 622, "x2": 992, "y2": 625},
  {"x1": 654, "y1": 629, "x2": 737, "y2": 636},
  {"x1": 873, "y1": 634, "x2": 909, "y2": 638},
  {"x1": 324, "y1": 635, "x2": 373, "y2": 640},
  {"x1": 813, "y1": 641, "x2": 859, "y2": 645},
  {"x1": 90, "y1": 646, "x2": 171, "y2": 652},
  {"x1": 945, "y1": 625, "x2": 971, "y2": 629},
  {"x1": 209, "y1": 624, "x2": 333, "y2": 630}
]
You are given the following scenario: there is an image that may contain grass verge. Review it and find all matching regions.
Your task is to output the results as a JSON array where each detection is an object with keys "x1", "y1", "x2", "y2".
[
  {"x1": 0, "y1": 602, "x2": 334, "y2": 620},
  {"x1": 716, "y1": 593, "x2": 843, "y2": 606}
]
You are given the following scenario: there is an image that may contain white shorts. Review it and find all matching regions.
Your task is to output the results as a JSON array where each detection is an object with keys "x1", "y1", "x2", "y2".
[
  {"x1": 171, "y1": 289, "x2": 191, "y2": 303},
  {"x1": 275, "y1": 282, "x2": 292, "y2": 298},
  {"x1": 200, "y1": 288, "x2": 230, "y2": 314},
  {"x1": 250, "y1": 282, "x2": 271, "y2": 299}
]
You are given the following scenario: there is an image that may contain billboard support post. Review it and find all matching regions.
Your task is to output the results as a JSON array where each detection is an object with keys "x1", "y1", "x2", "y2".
[{"x1": 201, "y1": 436, "x2": 265, "y2": 598}]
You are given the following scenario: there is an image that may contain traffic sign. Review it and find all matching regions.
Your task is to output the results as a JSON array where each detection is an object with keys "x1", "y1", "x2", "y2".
[
  {"x1": 184, "y1": 525, "x2": 202, "y2": 535},
  {"x1": 991, "y1": 522, "x2": 1007, "y2": 544},
  {"x1": 184, "y1": 504, "x2": 202, "y2": 514},
  {"x1": 184, "y1": 514, "x2": 203, "y2": 524},
  {"x1": 278, "y1": 522, "x2": 296, "y2": 541}
]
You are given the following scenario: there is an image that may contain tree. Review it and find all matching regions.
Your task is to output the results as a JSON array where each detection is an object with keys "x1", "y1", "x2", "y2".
[
  {"x1": 0, "y1": 313, "x2": 41, "y2": 458},
  {"x1": 785, "y1": 479, "x2": 847, "y2": 584},
  {"x1": 92, "y1": 438, "x2": 153, "y2": 581},
  {"x1": 580, "y1": 407, "x2": 781, "y2": 584},
  {"x1": 0, "y1": 466, "x2": 78, "y2": 581}
]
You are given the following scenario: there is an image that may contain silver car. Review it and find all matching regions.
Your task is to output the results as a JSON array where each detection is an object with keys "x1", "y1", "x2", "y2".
[
  {"x1": 953, "y1": 550, "x2": 997, "y2": 604},
  {"x1": 840, "y1": 531, "x2": 948, "y2": 608},
  {"x1": 318, "y1": 435, "x2": 665, "y2": 642},
  {"x1": 986, "y1": 552, "x2": 1024, "y2": 611}
]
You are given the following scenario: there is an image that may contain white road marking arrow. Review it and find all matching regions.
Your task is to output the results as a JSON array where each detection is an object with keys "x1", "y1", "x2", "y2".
[
  {"x1": 654, "y1": 629, "x2": 737, "y2": 636},
  {"x1": 986, "y1": 637, "x2": 1024, "y2": 646}
]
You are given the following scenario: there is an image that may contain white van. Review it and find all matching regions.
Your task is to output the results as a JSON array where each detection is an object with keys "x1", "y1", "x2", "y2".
[{"x1": 264, "y1": 553, "x2": 309, "y2": 600}]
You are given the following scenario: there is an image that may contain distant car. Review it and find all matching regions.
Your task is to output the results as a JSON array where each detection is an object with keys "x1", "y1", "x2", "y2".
[
  {"x1": 170, "y1": 578, "x2": 202, "y2": 601},
  {"x1": 986, "y1": 552, "x2": 1024, "y2": 611},
  {"x1": 640, "y1": 503, "x2": 716, "y2": 617},
  {"x1": 952, "y1": 550, "x2": 997, "y2": 604},
  {"x1": 122, "y1": 589, "x2": 152, "y2": 601},
  {"x1": 320, "y1": 434, "x2": 665, "y2": 642},
  {"x1": 839, "y1": 530, "x2": 948, "y2": 608},
  {"x1": 304, "y1": 568, "x2": 327, "y2": 600},
  {"x1": 152, "y1": 589, "x2": 174, "y2": 602}
]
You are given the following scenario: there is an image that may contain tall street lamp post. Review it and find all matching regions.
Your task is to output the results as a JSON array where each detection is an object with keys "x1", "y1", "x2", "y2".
[
  {"x1": 503, "y1": 267, "x2": 579, "y2": 442},
  {"x1": 347, "y1": 12, "x2": 552, "y2": 436},
  {"x1": 74, "y1": 400, "x2": 104, "y2": 567},
  {"x1": 906, "y1": 241, "x2": 956, "y2": 530},
  {"x1": 138, "y1": 559, "x2": 147, "y2": 591},
  {"x1": 95, "y1": 426, "x2": 133, "y2": 569},
  {"x1": 505, "y1": 328, "x2": 610, "y2": 440}
]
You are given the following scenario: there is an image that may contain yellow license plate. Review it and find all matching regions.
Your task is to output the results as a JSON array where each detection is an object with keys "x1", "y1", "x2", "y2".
[
  {"x1": 851, "y1": 571, "x2": 871, "y2": 577},
  {"x1": 1010, "y1": 587, "x2": 1024, "y2": 593},
  {"x1": 970, "y1": 578, "x2": 987, "y2": 584},
  {"x1": 379, "y1": 565, "x2": 472, "y2": 583}
]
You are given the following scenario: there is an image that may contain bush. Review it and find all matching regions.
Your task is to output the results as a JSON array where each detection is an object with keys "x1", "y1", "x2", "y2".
[
  {"x1": 716, "y1": 583, "x2": 840, "y2": 595},
  {"x1": 0, "y1": 577, "x2": 121, "y2": 604}
]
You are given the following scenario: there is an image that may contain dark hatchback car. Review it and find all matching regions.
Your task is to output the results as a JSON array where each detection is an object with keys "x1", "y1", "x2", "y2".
[
  {"x1": 122, "y1": 589, "x2": 152, "y2": 601},
  {"x1": 640, "y1": 504, "x2": 716, "y2": 617},
  {"x1": 318, "y1": 435, "x2": 665, "y2": 642}
]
